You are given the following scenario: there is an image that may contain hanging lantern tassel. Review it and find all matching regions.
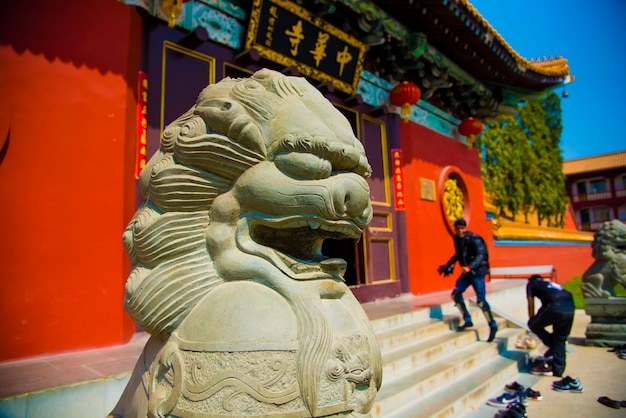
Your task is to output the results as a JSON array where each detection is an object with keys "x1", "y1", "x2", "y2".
[
  {"x1": 162, "y1": 0, "x2": 185, "y2": 28},
  {"x1": 458, "y1": 117, "x2": 484, "y2": 148},
  {"x1": 466, "y1": 134, "x2": 476, "y2": 148},
  {"x1": 389, "y1": 81, "x2": 421, "y2": 123},
  {"x1": 399, "y1": 103, "x2": 412, "y2": 121}
]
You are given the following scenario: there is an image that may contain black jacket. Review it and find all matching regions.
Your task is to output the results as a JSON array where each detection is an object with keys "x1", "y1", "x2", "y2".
[
  {"x1": 446, "y1": 231, "x2": 490, "y2": 276},
  {"x1": 527, "y1": 277, "x2": 574, "y2": 311}
]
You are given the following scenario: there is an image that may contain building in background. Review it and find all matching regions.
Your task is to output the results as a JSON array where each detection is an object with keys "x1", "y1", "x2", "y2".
[{"x1": 563, "y1": 150, "x2": 626, "y2": 231}]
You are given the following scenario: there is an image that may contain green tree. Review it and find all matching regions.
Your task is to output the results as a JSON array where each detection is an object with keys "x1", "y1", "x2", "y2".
[
  {"x1": 476, "y1": 93, "x2": 567, "y2": 226},
  {"x1": 542, "y1": 93, "x2": 568, "y2": 226},
  {"x1": 477, "y1": 116, "x2": 526, "y2": 221}
]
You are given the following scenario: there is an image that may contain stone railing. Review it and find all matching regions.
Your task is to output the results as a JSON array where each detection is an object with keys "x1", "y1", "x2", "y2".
[
  {"x1": 581, "y1": 221, "x2": 612, "y2": 231},
  {"x1": 573, "y1": 191, "x2": 613, "y2": 202}
]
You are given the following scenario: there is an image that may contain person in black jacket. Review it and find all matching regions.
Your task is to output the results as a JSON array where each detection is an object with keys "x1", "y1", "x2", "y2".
[
  {"x1": 439, "y1": 218, "x2": 498, "y2": 342},
  {"x1": 526, "y1": 274, "x2": 575, "y2": 377}
]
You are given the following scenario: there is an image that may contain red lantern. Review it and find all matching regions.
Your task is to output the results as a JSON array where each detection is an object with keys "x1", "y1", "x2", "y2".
[
  {"x1": 389, "y1": 81, "x2": 421, "y2": 122},
  {"x1": 458, "y1": 117, "x2": 484, "y2": 136},
  {"x1": 458, "y1": 117, "x2": 484, "y2": 147}
]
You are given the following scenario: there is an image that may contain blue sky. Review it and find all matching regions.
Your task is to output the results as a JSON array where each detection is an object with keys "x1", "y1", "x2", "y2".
[{"x1": 469, "y1": 0, "x2": 626, "y2": 161}]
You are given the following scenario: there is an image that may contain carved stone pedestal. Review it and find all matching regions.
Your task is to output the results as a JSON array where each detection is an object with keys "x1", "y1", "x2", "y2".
[{"x1": 584, "y1": 298, "x2": 626, "y2": 347}]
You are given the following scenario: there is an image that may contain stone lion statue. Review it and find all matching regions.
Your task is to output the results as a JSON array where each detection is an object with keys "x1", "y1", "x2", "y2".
[
  {"x1": 110, "y1": 69, "x2": 382, "y2": 417},
  {"x1": 582, "y1": 219, "x2": 626, "y2": 298}
]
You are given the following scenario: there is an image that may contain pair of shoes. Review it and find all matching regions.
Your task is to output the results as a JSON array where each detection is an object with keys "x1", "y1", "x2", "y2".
[
  {"x1": 529, "y1": 361, "x2": 552, "y2": 375},
  {"x1": 504, "y1": 381, "x2": 525, "y2": 393},
  {"x1": 487, "y1": 322, "x2": 498, "y2": 342},
  {"x1": 487, "y1": 391, "x2": 528, "y2": 407},
  {"x1": 502, "y1": 382, "x2": 541, "y2": 400},
  {"x1": 524, "y1": 387, "x2": 542, "y2": 401},
  {"x1": 515, "y1": 334, "x2": 537, "y2": 349},
  {"x1": 552, "y1": 376, "x2": 583, "y2": 393},
  {"x1": 597, "y1": 396, "x2": 626, "y2": 409},
  {"x1": 456, "y1": 322, "x2": 473, "y2": 331},
  {"x1": 493, "y1": 400, "x2": 527, "y2": 418}
]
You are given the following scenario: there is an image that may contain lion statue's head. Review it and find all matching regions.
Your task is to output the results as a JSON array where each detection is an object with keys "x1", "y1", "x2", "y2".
[
  {"x1": 582, "y1": 219, "x2": 626, "y2": 298},
  {"x1": 123, "y1": 67, "x2": 372, "y2": 337}
]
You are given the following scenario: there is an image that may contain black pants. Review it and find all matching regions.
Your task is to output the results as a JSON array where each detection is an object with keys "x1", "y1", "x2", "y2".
[{"x1": 528, "y1": 305, "x2": 574, "y2": 377}]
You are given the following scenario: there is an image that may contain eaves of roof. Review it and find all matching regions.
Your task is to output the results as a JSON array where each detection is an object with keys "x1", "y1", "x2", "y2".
[
  {"x1": 368, "y1": 0, "x2": 572, "y2": 92},
  {"x1": 563, "y1": 151, "x2": 626, "y2": 175}
]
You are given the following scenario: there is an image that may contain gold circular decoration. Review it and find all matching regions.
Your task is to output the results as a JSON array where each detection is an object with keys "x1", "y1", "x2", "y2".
[
  {"x1": 438, "y1": 166, "x2": 470, "y2": 235},
  {"x1": 444, "y1": 177, "x2": 464, "y2": 223}
]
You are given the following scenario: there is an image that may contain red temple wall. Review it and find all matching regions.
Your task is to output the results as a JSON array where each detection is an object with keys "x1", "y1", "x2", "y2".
[
  {"x1": 399, "y1": 122, "x2": 494, "y2": 295},
  {"x1": 0, "y1": 0, "x2": 140, "y2": 361},
  {"x1": 490, "y1": 244, "x2": 592, "y2": 284},
  {"x1": 399, "y1": 121, "x2": 593, "y2": 295}
]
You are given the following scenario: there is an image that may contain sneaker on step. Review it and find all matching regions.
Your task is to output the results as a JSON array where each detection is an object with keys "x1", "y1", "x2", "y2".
[
  {"x1": 456, "y1": 322, "x2": 473, "y2": 331},
  {"x1": 494, "y1": 400, "x2": 527, "y2": 418},
  {"x1": 529, "y1": 361, "x2": 552, "y2": 375},
  {"x1": 487, "y1": 391, "x2": 528, "y2": 407},
  {"x1": 524, "y1": 387, "x2": 542, "y2": 401},
  {"x1": 552, "y1": 376, "x2": 583, "y2": 393},
  {"x1": 504, "y1": 401, "x2": 528, "y2": 418},
  {"x1": 552, "y1": 375, "x2": 576, "y2": 386},
  {"x1": 504, "y1": 381, "x2": 525, "y2": 393}
]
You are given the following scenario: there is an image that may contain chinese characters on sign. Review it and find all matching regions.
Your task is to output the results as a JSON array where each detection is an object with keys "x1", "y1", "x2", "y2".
[
  {"x1": 391, "y1": 149, "x2": 405, "y2": 210},
  {"x1": 245, "y1": 0, "x2": 367, "y2": 95},
  {"x1": 136, "y1": 71, "x2": 148, "y2": 179},
  {"x1": 285, "y1": 19, "x2": 304, "y2": 55}
]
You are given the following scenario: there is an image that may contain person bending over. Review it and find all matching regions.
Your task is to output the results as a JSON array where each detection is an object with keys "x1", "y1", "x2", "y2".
[
  {"x1": 527, "y1": 274, "x2": 575, "y2": 377},
  {"x1": 439, "y1": 218, "x2": 498, "y2": 342}
]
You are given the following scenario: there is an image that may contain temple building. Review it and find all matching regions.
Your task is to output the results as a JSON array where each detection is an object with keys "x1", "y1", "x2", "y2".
[
  {"x1": 563, "y1": 150, "x2": 626, "y2": 231},
  {"x1": 0, "y1": 0, "x2": 592, "y2": 367}
]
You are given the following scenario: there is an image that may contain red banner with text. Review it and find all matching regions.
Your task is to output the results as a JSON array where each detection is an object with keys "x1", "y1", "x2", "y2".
[
  {"x1": 136, "y1": 71, "x2": 148, "y2": 179},
  {"x1": 391, "y1": 148, "x2": 405, "y2": 210}
]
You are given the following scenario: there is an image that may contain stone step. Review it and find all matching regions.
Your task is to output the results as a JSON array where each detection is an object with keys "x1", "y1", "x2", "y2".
[
  {"x1": 376, "y1": 318, "x2": 451, "y2": 354},
  {"x1": 381, "y1": 323, "x2": 483, "y2": 379},
  {"x1": 370, "y1": 306, "x2": 446, "y2": 334},
  {"x1": 375, "y1": 338, "x2": 501, "y2": 414},
  {"x1": 375, "y1": 307, "x2": 495, "y2": 354},
  {"x1": 381, "y1": 317, "x2": 515, "y2": 381},
  {"x1": 369, "y1": 300, "x2": 464, "y2": 334},
  {"x1": 381, "y1": 356, "x2": 522, "y2": 418},
  {"x1": 461, "y1": 373, "x2": 544, "y2": 418}
]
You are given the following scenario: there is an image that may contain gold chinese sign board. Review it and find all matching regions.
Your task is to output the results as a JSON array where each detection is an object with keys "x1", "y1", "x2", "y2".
[{"x1": 245, "y1": 0, "x2": 368, "y2": 95}]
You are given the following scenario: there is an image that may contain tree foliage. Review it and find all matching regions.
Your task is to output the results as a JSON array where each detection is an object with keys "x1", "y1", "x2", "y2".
[{"x1": 475, "y1": 93, "x2": 568, "y2": 227}]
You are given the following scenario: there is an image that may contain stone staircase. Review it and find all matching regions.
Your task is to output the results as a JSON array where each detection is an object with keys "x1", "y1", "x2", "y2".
[
  {"x1": 368, "y1": 294, "x2": 538, "y2": 418},
  {"x1": 0, "y1": 280, "x2": 535, "y2": 418}
]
